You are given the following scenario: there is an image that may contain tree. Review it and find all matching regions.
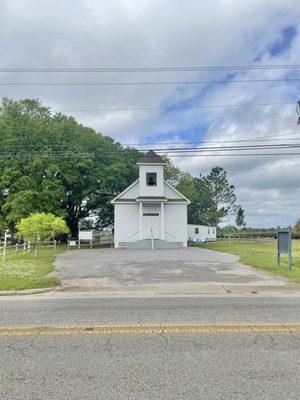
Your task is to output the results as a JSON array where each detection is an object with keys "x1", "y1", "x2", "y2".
[
  {"x1": 293, "y1": 219, "x2": 300, "y2": 235},
  {"x1": 202, "y1": 167, "x2": 237, "y2": 226},
  {"x1": 236, "y1": 205, "x2": 246, "y2": 229},
  {"x1": 187, "y1": 176, "x2": 214, "y2": 225},
  {"x1": 164, "y1": 158, "x2": 237, "y2": 227},
  {"x1": 0, "y1": 98, "x2": 141, "y2": 236},
  {"x1": 17, "y1": 213, "x2": 69, "y2": 256},
  {"x1": 164, "y1": 156, "x2": 196, "y2": 201}
]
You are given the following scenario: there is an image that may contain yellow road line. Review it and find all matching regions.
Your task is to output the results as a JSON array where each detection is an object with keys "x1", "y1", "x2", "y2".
[
  {"x1": 0, "y1": 322, "x2": 299, "y2": 337},
  {"x1": 1, "y1": 321, "x2": 300, "y2": 331}
]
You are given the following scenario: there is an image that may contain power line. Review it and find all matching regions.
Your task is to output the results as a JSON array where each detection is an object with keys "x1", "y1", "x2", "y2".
[
  {"x1": 2, "y1": 78, "x2": 300, "y2": 86},
  {"x1": 3, "y1": 131, "x2": 300, "y2": 151},
  {"x1": 152, "y1": 143, "x2": 300, "y2": 153},
  {"x1": 0, "y1": 152, "x2": 94, "y2": 158},
  {"x1": 60, "y1": 101, "x2": 295, "y2": 112},
  {"x1": 2, "y1": 142, "x2": 300, "y2": 154},
  {"x1": 0, "y1": 151, "x2": 299, "y2": 159},
  {"x1": 125, "y1": 131, "x2": 300, "y2": 147},
  {"x1": 165, "y1": 152, "x2": 300, "y2": 157},
  {"x1": 2, "y1": 64, "x2": 300, "y2": 73},
  {"x1": 4, "y1": 144, "x2": 300, "y2": 152}
]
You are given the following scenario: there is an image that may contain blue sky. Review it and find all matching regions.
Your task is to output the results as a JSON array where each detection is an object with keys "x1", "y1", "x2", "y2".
[
  {"x1": 139, "y1": 24, "x2": 299, "y2": 147},
  {"x1": 1, "y1": 0, "x2": 300, "y2": 227}
]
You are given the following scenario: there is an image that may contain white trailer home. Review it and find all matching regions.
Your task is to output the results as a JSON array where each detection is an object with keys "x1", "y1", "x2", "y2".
[{"x1": 188, "y1": 224, "x2": 217, "y2": 242}]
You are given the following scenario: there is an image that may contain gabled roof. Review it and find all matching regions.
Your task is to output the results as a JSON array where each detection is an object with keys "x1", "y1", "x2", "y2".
[
  {"x1": 137, "y1": 150, "x2": 166, "y2": 165},
  {"x1": 164, "y1": 181, "x2": 190, "y2": 204},
  {"x1": 111, "y1": 179, "x2": 139, "y2": 203},
  {"x1": 111, "y1": 180, "x2": 190, "y2": 204}
]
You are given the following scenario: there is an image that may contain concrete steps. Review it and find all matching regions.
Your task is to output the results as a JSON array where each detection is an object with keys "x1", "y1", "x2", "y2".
[{"x1": 126, "y1": 239, "x2": 183, "y2": 250}]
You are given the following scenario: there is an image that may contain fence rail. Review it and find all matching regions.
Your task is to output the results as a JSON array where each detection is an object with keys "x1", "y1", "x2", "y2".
[
  {"x1": 217, "y1": 236, "x2": 276, "y2": 243},
  {"x1": 68, "y1": 234, "x2": 114, "y2": 250},
  {"x1": 0, "y1": 240, "x2": 57, "y2": 262}
]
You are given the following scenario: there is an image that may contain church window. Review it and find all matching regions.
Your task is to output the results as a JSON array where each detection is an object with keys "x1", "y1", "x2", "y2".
[
  {"x1": 143, "y1": 213, "x2": 159, "y2": 216},
  {"x1": 146, "y1": 172, "x2": 157, "y2": 186}
]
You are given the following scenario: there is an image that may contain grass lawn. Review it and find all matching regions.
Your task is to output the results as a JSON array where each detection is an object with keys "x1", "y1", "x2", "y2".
[
  {"x1": 0, "y1": 245, "x2": 66, "y2": 292},
  {"x1": 201, "y1": 240, "x2": 300, "y2": 283}
]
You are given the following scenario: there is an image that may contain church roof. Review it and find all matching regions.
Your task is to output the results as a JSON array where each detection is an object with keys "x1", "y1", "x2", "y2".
[{"x1": 137, "y1": 150, "x2": 166, "y2": 165}]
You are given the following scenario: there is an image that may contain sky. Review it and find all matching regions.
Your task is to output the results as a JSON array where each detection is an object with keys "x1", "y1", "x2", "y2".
[{"x1": 1, "y1": 0, "x2": 300, "y2": 227}]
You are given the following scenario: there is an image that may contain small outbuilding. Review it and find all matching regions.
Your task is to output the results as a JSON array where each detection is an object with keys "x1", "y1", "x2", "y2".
[
  {"x1": 112, "y1": 151, "x2": 190, "y2": 249},
  {"x1": 188, "y1": 224, "x2": 217, "y2": 242}
]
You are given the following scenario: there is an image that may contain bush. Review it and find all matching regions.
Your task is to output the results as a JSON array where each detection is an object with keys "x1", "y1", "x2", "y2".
[{"x1": 17, "y1": 213, "x2": 69, "y2": 245}]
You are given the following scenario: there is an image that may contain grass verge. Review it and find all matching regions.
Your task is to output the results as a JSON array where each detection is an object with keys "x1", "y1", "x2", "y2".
[
  {"x1": 0, "y1": 245, "x2": 66, "y2": 292},
  {"x1": 200, "y1": 240, "x2": 300, "y2": 283}
]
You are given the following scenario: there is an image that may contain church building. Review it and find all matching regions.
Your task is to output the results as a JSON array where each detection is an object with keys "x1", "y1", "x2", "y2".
[{"x1": 112, "y1": 150, "x2": 190, "y2": 249}]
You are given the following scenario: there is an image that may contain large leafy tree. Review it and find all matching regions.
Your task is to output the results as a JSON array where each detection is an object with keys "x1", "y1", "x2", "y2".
[
  {"x1": 164, "y1": 156, "x2": 196, "y2": 202},
  {"x1": 0, "y1": 98, "x2": 141, "y2": 236},
  {"x1": 188, "y1": 176, "x2": 215, "y2": 225},
  {"x1": 164, "y1": 158, "x2": 237, "y2": 227}
]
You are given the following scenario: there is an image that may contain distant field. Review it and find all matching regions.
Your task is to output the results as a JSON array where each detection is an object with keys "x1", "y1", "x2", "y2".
[
  {"x1": 0, "y1": 245, "x2": 66, "y2": 291},
  {"x1": 202, "y1": 240, "x2": 300, "y2": 283}
]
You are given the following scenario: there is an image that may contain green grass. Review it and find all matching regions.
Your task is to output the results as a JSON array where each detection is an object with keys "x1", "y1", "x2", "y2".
[
  {"x1": 201, "y1": 240, "x2": 300, "y2": 283},
  {"x1": 0, "y1": 245, "x2": 66, "y2": 291}
]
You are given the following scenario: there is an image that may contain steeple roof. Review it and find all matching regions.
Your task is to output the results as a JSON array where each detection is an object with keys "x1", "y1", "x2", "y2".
[{"x1": 137, "y1": 150, "x2": 166, "y2": 165}]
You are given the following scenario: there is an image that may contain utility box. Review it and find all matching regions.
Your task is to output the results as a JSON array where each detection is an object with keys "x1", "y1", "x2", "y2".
[{"x1": 277, "y1": 228, "x2": 292, "y2": 271}]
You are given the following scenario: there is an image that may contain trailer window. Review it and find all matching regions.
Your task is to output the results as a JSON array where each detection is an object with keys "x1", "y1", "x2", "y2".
[{"x1": 195, "y1": 228, "x2": 199, "y2": 234}]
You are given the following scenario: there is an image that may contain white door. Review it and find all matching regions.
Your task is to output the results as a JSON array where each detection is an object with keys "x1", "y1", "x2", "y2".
[{"x1": 142, "y1": 212, "x2": 160, "y2": 239}]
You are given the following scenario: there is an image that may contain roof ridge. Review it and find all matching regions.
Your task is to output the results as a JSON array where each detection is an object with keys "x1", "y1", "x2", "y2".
[{"x1": 137, "y1": 150, "x2": 166, "y2": 164}]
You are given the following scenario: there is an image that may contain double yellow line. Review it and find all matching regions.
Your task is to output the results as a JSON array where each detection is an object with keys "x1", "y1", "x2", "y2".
[{"x1": 0, "y1": 322, "x2": 300, "y2": 337}]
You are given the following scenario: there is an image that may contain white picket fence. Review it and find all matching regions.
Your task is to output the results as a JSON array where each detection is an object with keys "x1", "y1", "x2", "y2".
[{"x1": 0, "y1": 241, "x2": 57, "y2": 262}]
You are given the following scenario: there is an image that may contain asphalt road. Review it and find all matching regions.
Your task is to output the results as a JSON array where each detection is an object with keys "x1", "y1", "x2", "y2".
[{"x1": 1, "y1": 296, "x2": 300, "y2": 400}]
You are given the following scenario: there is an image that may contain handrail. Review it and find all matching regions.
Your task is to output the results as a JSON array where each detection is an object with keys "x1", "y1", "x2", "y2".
[
  {"x1": 127, "y1": 231, "x2": 139, "y2": 240},
  {"x1": 150, "y1": 228, "x2": 154, "y2": 250},
  {"x1": 164, "y1": 230, "x2": 176, "y2": 239}
]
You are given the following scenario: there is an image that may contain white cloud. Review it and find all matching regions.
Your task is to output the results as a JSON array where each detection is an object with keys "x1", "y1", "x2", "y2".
[{"x1": 1, "y1": 0, "x2": 300, "y2": 227}]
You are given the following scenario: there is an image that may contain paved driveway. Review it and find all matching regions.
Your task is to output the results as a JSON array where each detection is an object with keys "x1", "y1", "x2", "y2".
[{"x1": 53, "y1": 248, "x2": 297, "y2": 296}]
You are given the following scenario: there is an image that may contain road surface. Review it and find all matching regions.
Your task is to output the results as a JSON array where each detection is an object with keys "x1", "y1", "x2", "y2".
[{"x1": 0, "y1": 296, "x2": 299, "y2": 399}]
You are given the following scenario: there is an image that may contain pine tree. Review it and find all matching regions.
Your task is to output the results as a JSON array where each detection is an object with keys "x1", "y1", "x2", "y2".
[{"x1": 236, "y1": 205, "x2": 245, "y2": 230}]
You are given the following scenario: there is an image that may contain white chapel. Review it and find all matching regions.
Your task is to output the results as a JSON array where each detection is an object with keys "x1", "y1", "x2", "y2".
[{"x1": 112, "y1": 150, "x2": 190, "y2": 249}]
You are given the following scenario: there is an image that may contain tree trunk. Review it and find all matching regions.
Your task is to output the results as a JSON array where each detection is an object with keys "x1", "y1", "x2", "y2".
[
  {"x1": 9, "y1": 222, "x2": 15, "y2": 242},
  {"x1": 66, "y1": 216, "x2": 79, "y2": 237}
]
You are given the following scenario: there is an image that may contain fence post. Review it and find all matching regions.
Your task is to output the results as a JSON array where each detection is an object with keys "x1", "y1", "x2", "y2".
[
  {"x1": 15, "y1": 243, "x2": 19, "y2": 256},
  {"x1": 23, "y1": 242, "x2": 26, "y2": 255},
  {"x1": 3, "y1": 242, "x2": 6, "y2": 262},
  {"x1": 54, "y1": 240, "x2": 57, "y2": 250}
]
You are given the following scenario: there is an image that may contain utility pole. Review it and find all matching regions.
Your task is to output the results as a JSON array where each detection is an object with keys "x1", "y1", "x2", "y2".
[{"x1": 296, "y1": 100, "x2": 300, "y2": 124}]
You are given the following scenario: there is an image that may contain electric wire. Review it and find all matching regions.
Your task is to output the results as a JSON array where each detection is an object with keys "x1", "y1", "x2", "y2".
[
  {"x1": 59, "y1": 101, "x2": 295, "y2": 112},
  {"x1": 2, "y1": 78, "x2": 300, "y2": 86},
  {"x1": 2, "y1": 64, "x2": 300, "y2": 73}
]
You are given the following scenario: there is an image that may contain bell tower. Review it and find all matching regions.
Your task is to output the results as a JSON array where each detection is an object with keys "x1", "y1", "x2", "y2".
[{"x1": 136, "y1": 150, "x2": 166, "y2": 197}]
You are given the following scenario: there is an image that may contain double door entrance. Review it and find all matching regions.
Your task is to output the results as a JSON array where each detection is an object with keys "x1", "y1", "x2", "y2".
[{"x1": 142, "y1": 204, "x2": 161, "y2": 239}]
